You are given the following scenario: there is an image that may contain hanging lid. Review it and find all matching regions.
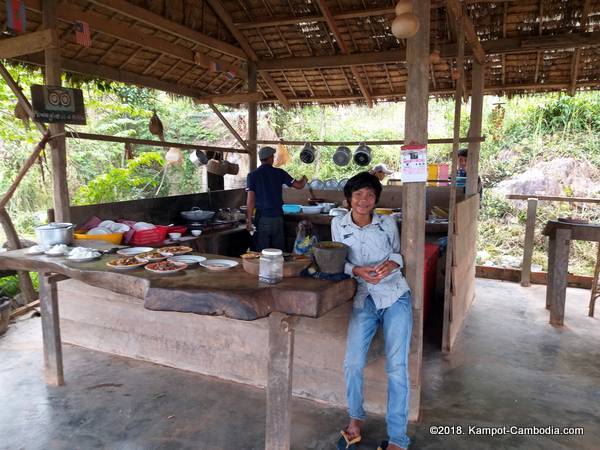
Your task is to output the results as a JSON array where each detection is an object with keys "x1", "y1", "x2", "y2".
[{"x1": 262, "y1": 248, "x2": 283, "y2": 256}]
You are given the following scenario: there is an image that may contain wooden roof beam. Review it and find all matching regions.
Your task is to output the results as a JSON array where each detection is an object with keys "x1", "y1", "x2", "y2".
[
  {"x1": 194, "y1": 92, "x2": 263, "y2": 104},
  {"x1": 314, "y1": 0, "x2": 373, "y2": 107},
  {"x1": 24, "y1": 0, "x2": 246, "y2": 79},
  {"x1": 257, "y1": 81, "x2": 600, "y2": 103},
  {"x1": 0, "y1": 28, "x2": 57, "y2": 59},
  {"x1": 446, "y1": 0, "x2": 486, "y2": 65},
  {"x1": 255, "y1": 32, "x2": 600, "y2": 71},
  {"x1": 84, "y1": 0, "x2": 246, "y2": 60},
  {"x1": 204, "y1": 0, "x2": 290, "y2": 108}
]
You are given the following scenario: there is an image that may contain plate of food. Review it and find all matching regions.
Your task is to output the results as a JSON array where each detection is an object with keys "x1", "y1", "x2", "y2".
[
  {"x1": 167, "y1": 255, "x2": 206, "y2": 265},
  {"x1": 136, "y1": 250, "x2": 169, "y2": 262},
  {"x1": 117, "y1": 247, "x2": 154, "y2": 256},
  {"x1": 159, "y1": 246, "x2": 193, "y2": 256},
  {"x1": 67, "y1": 247, "x2": 102, "y2": 262},
  {"x1": 106, "y1": 257, "x2": 147, "y2": 270},
  {"x1": 145, "y1": 260, "x2": 188, "y2": 274},
  {"x1": 240, "y1": 251, "x2": 261, "y2": 260},
  {"x1": 26, "y1": 245, "x2": 46, "y2": 255},
  {"x1": 199, "y1": 259, "x2": 239, "y2": 271},
  {"x1": 44, "y1": 244, "x2": 70, "y2": 257}
]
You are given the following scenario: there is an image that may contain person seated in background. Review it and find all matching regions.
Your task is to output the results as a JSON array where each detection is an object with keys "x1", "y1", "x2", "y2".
[{"x1": 369, "y1": 163, "x2": 394, "y2": 183}]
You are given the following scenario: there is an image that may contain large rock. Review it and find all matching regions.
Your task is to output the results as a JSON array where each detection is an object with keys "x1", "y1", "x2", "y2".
[{"x1": 493, "y1": 158, "x2": 600, "y2": 198}]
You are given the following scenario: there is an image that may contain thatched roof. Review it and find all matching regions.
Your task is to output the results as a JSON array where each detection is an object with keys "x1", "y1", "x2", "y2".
[{"x1": 2, "y1": 0, "x2": 600, "y2": 106}]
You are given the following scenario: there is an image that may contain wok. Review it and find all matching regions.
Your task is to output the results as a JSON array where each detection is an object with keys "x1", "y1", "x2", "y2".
[{"x1": 180, "y1": 207, "x2": 215, "y2": 221}]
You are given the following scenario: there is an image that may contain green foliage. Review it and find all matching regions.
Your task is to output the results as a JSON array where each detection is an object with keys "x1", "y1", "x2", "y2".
[{"x1": 73, "y1": 151, "x2": 165, "y2": 205}]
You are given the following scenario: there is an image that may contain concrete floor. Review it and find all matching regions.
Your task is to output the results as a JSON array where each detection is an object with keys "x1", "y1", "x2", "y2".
[{"x1": 1, "y1": 279, "x2": 599, "y2": 450}]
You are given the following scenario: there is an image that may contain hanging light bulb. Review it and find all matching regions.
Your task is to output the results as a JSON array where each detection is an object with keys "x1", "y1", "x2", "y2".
[
  {"x1": 300, "y1": 142, "x2": 316, "y2": 164},
  {"x1": 353, "y1": 143, "x2": 372, "y2": 166}
]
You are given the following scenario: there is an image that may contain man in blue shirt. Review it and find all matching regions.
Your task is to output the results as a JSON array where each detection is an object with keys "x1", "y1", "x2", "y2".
[{"x1": 246, "y1": 146, "x2": 307, "y2": 251}]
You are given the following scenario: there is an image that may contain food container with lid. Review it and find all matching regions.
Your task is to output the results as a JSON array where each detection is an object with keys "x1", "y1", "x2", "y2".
[
  {"x1": 259, "y1": 248, "x2": 283, "y2": 284},
  {"x1": 35, "y1": 222, "x2": 74, "y2": 247}
]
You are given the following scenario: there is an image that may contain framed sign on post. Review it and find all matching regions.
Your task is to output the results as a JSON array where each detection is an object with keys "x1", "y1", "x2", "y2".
[
  {"x1": 401, "y1": 144, "x2": 427, "y2": 183},
  {"x1": 30, "y1": 84, "x2": 86, "y2": 125}
]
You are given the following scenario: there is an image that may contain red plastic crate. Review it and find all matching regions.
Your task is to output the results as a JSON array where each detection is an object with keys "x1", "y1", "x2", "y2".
[{"x1": 130, "y1": 225, "x2": 168, "y2": 245}]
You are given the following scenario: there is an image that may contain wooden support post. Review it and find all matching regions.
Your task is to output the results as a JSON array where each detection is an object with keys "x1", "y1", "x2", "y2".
[
  {"x1": 546, "y1": 234, "x2": 556, "y2": 310},
  {"x1": 43, "y1": 0, "x2": 70, "y2": 223},
  {"x1": 402, "y1": 0, "x2": 429, "y2": 422},
  {"x1": 38, "y1": 272, "x2": 64, "y2": 385},
  {"x1": 548, "y1": 228, "x2": 571, "y2": 326},
  {"x1": 442, "y1": 16, "x2": 465, "y2": 353},
  {"x1": 248, "y1": 62, "x2": 258, "y2": 171},
  {"x1": 0, "y1": 208, "x2": 37, "y2": 304},
  {"x1": 520, "y1": 198, "x2": 538, "y2": 287},
  {"x1": 589, "y1": 243, "x2": 600, "y2": 317},
  {"x1": 265, "y1": 312, "x2": 295, "y2": 450},
  {"x1": 466, "y1": 61, "x2": 484, "y2": 197}
]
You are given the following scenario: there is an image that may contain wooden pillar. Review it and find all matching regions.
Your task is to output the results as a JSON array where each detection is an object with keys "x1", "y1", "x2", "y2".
[
  {"x1": 466, "y1": 61, "x2": 484, "y2": 197},
  {"x1": 402, "y1": 0, "x2": 429, "y2": 422},
  {"x1": 265, "y1": 312, "x2": 295, "y2": 450},
  {"x1": 248, "y1": 62, "x2": 258, "y2": 171},
  {"x1": 38, "y1": 273, "x2": 64, "y2": 385},
  {"x1": 442, "y1": 17, "x2": 465, "y2": 352},
  {"x1": 43, "y1": 0, "x2": 70, "y2": 222},
  {"x1": 548, "y1": 228, "x2": 571, "y2": 326},
  {"x1": 521, "y1": 198, "x2": 538, "y2": 287}
]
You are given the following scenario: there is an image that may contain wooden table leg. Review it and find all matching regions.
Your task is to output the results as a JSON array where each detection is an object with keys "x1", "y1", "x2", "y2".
[
  {"x1": 265, "y1": 312, "x2": 296, "y2": 450},
  {"x1": 549, "y1": 229, "x2": 571, "y2": 326},
  {"x1": 38, "y1": 273, "x2": 64, "y2": 386},
  {"x1": 546, "y1": 234, "x2": 557, "y2": 310}
]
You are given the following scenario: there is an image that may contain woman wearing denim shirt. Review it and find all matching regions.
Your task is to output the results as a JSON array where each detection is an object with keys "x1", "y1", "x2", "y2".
[{"x1": 332, "y1": 172, "x2": 412, "y2": 450}]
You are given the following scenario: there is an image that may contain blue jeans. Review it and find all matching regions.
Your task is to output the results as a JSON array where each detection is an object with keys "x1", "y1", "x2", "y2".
[{"x1": 344, "y1": 292, "x2": 413, "y2": 449}]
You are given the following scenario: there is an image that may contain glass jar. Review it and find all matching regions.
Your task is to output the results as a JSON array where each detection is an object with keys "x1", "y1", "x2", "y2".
[{"x1": 259, "y1": 248, "x2": 283, "y2": 284}]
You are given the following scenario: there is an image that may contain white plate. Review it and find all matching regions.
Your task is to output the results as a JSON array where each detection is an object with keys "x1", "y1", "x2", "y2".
[
  {"x1": 26, "y1": 248, "x2": 45, "y2": 255},
  {"x1": 44, "y1": 250, "x2": 69, "y2": 257},
  {"x1": 117, "y1": 247, "x2": 154, "y2": 256},
  {"x1": 199, "y1": 259, "x2": 239, "y2": 271},
  {"x1": 67, "y1": 256, "x2": 101, "y2": 263},
  {"x1": 168, "y1": 255, "x2": 207, "y2": 265}
]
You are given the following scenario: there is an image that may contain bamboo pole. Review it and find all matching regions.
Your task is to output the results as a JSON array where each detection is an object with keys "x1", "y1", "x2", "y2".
[
  {"x1": 208, "y1": 104, "x2": 249, "y2": 151},
  {"x1": 251, "y1": 137, "x2": 484, "y2": 146}
]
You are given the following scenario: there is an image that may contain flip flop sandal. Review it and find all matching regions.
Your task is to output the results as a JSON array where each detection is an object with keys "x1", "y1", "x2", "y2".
[
  {"x1": 336, "y1": 430, "x2": 361, "y2": 449},
  {"x1": 377, "y1": 441, "x2": 388, "y2": 450}
]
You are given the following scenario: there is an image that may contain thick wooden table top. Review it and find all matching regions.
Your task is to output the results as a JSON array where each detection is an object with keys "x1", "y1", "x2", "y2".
[
  {"x1": 0, "y1": 249, "x2": 356, "y2": 321},
  {"x1": 542, "y1": 220, "x2": 600, "y2": 242}
]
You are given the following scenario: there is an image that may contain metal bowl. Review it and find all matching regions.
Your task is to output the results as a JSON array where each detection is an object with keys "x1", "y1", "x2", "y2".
[{"x1": 180, "y1": 208, "x2": 215, "y2": 221}]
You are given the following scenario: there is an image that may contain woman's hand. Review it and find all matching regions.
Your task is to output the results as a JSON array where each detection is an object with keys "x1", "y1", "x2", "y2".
[
  {"x1": 352, "y1": 266, "x2": 383, "y2": 284},
  {"x1": 374, "y1": 260, "x2": 399, "y2": 280}
]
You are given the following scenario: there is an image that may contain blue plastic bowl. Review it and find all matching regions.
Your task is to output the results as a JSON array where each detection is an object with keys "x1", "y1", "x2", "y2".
[{"x1": 282, "y1": 204, "x2": 302, "y2": 214}]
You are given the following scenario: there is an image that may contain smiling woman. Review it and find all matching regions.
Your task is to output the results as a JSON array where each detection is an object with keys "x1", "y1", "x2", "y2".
[{"x1": 332, "y1": 171, "x2": 413, "y2": 450}]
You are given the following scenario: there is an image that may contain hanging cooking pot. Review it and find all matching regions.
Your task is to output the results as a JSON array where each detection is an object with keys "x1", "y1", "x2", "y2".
[
  {"x1": 189, "y1": 149, "x2": 208, "y2": 167},
  {"x1": 300, "y1": 143, "x2": 316, "y2": 164},
  {"x1": 354, "y1": 142, "x2": 372, "y2": 166},
  {"x1": 35, "y1": 222, "x2": 75, "y2": 247},
  {"x1": 332, "y1": 145, "x2": 351, "y2": 166}
]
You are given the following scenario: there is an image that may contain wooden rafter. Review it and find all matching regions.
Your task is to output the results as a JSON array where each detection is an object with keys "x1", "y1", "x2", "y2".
[
  {"x1": 256, "y1": 32, "x2": 600, "y2": 71},
  {"x1": 570, "y1": 0, "x2": 591, "y2": 95},
  {"x1": 23, "y1": 0, "x2": 246, "y2": 78},
  {"x1": 204, "y1": 0, "x2": 290, "y2": 108},
  {"x1": 315, "y1": 0, "x2": 373, "y2": 107},
  {"x1": 446, "y1": 0, "x2": 485, "y2": 65},
  {"x1": 195, "y1": 92, "x2": 263, "y2": 104},
  {"x1": 0, "y1": 28, "x2": 57, "y2": 59},
  {"x1": 84, "y1": 0, "x2": 246, "y2": 60}
]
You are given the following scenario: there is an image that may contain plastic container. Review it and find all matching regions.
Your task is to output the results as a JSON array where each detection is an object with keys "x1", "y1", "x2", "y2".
[
  {"x1": 129, "y1": 225, "x2": 168, "y2": 245},
  {"x1": 74, "y1": 230, "x2": 123, "y2": 245},
  {"x1": 282, "y1": 204, "x2": 302, "y2": 214},
  {"x1": 259, "y1": 248, "x2": 283, "y2": 284},
  {"x1": 301, "y1": 205, "x2": 322, "y2": 214}
]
